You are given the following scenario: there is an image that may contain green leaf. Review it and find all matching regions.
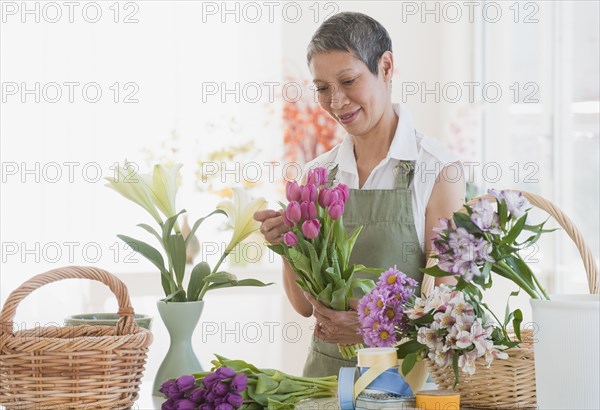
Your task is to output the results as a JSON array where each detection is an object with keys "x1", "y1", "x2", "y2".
[
  {"x1": 350, "y1": 278, "x2": 376, "y2": 295},
  {"x1": 304, "y1": 240, "x2": 323, "y2": 289},
  {"x1": 207, "y1": 278, "x2": 273, "y2": 291},
  {"x1": 452, "y1": 352, "x2": 460, "y2": 388},
  {"x1": 420, "y1": 264, "x2": 452, "y2": 277},
  {"x1": 136, "y1": 223, "x2": 163, "y2": 247},
  {"x1": 165, "y1": 233, "x2": 187, "y2": 286},
  {"x1": 503, "y1": 214, "x2": 527, "y2": 245},
  {"x1": 316, "y1": 283, "x2": 333, "y2": 307},
  {"x1": 268, "y1": 243, "x2": 285, "y2": 256},
  {"x1": 401, "y1": 353, "x2": 418, "y2": 377},
  {"x1": 453, "y1": 212, "x2": 481, "y2": 234},
  {"x1": 498, "y1": 199, "x2": 508, "y2": 228},
  {"x1": 186, "y1": 209, "x2": 226, "y2": 247},
  {"x1": 512, "y1": 308, "x2": 523, "y2": 340},
  {"x1": 503, "y1": 289, "x2": 520, "y2": 327},
  {"x1": 117, "y1": 234, "x2": 173, "y2": 295},
  {"x1": 397, "y1": 340, "x2": 424, "y2": 358},
  {"x1": 204, "y1": 271, "x2": 238, "y2": 284},
  {"x1": 162, "y1": 209, "x2": 186, "y2": 243},
  {"x1": 255, "y1": 374, "x2": 280, "y2": 394},
  {"x1": 187, "y1": 262, "x2": 211, "y2": 301},
  {"x1": 163, "y1": 288, "x2": 186, "y2": 302},
  {"x1": 331, "y1": 280, "x2": 350, "y2": 310}
]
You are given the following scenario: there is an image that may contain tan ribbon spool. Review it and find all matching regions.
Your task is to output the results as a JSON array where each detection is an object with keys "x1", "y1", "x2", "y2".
[{"x1": 353, "y1": 347, "x2": 398, "y2": 399}]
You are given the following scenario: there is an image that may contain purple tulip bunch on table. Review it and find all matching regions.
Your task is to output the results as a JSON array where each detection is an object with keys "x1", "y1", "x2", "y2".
[{"x1": 160, "y1": 369, "x2": 247, "y2": 410}]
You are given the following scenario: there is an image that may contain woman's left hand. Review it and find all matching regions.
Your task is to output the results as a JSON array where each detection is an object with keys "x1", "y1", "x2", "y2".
[{"x1": 304, "y1": 292, "x2": 363, "y2": 345}]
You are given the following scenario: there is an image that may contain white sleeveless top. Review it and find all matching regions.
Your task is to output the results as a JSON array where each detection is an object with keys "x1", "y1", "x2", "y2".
[{"x1": 303, "y1": 103, "x2": 461, "y2": 251}]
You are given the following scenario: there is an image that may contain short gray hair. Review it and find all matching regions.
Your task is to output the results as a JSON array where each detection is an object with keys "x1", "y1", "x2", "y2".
[{"x1": 306, "y1": 12, "x2": 392, "y2": 76}]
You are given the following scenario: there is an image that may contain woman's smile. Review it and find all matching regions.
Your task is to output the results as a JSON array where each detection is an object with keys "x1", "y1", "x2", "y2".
[{"x1": 337, "y1": 108, "x2": 361, "y2": 124}]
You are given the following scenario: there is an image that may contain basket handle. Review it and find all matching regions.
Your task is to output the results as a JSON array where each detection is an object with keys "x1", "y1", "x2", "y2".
[
  {"x1": 422, "y1": 190, "x2": 599, "y2": 296},
  {"x1": 0, "y1": 266, "x2": 138, "y2": 337}
]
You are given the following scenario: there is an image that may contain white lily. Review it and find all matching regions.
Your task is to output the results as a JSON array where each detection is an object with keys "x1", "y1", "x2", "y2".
[
  {"x1": 146, "y1": 163, "x2": 183, "y2": 219},
  {"x1": 105, "y1": 163, "x2": 163, "y2": 224},
  {"x1": 217, "y1": 187, "x2": 267, "y2": 254}
]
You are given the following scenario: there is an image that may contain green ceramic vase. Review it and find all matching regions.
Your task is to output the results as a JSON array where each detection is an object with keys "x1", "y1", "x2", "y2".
[{"x1": 152, "y1": 300, "x2": 204, "y2": 396}]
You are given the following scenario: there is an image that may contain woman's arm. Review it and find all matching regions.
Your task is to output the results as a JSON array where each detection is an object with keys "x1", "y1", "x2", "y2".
[{"x1": 425, "y1": 162, "x2": 466, "y2": 286}]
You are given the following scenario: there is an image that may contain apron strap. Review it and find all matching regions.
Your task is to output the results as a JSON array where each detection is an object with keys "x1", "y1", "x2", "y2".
[{"x1": 395, "y1": 160, "x2": 415, "y2": 189}]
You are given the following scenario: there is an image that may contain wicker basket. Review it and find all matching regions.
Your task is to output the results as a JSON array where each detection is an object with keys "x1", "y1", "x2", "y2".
[
  {"x1": 0, "y1": 266, "x2": 153, "y2": 409},
  {"x1": 420, "y1": 190, "x2": 599, "y2": 409}
]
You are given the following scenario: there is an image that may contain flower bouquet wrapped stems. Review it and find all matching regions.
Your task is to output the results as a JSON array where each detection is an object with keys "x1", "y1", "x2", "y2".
[
  {"x1": 268, "y1": 166, "x2": 383, "y2": 358},
  {"x1": 160, "y1": 355, "x2": 338, "y2": 410}
]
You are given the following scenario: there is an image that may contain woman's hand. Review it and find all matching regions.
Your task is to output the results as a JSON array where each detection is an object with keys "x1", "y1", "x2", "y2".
[
  {"x1": 304, "y1": 292, "x2": 363, "y2": 345},
  {"x1": 253, "y1": 209, "x2": 290, "y2": 245}
]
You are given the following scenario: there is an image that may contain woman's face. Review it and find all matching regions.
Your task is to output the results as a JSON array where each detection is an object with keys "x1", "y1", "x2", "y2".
[{"x1": 309, "y1": 50, "x2": 392, "y2": 137}]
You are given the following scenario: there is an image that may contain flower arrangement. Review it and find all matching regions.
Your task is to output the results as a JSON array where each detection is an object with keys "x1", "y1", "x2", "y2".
[
  {"x1": 268, "y1": 166, "x2": 382, "y2": 357},
  {"x1": 159, "y1": 355, "x2": 338, "y2": 410},
  {"x1": 105, "y1": 162, "x2": 272, "y2": 302},
  {"x1": 423, "y1": 189, "x2": 551, "y2": 301},
  {"x1": 357, "y1": 190, "x2": 555, "y2": 385}
]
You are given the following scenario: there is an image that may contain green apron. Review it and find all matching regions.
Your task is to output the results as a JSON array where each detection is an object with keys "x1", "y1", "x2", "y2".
[{"x1": 302, "y1": 160, "x2": 425, "y2": 377}]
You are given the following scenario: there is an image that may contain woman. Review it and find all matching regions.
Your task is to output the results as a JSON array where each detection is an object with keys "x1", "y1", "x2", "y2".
[{"x1": 254, "y1": 11, "x2": 465, "y2": 377}]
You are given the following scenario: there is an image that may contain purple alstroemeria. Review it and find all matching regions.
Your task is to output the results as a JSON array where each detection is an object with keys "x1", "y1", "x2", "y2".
[
  {"x1": 470, "y1": 199, "x2": 501, "y2": 234},
  {"x1": 488, "y1": 189, "x2": 530, "y2": 219},
  {"x1": 302, "y1": 219, "x2": 320, "y2": 239}
]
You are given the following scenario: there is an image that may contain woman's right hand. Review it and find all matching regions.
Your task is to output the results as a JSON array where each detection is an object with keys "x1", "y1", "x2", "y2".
[{"x1": 253, "y1": 209, "x2": 290, "y2": 245}]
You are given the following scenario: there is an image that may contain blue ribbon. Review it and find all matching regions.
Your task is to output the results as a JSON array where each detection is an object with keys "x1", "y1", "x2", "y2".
[
  {"x1": 338, "y1": 366, "x2": 414, "y2": 409},
  {"x1": 358, "y1": 367, "x2": 414, "y2": 396},
  {"x1": 338, "y1": 367, "x2": 359, "y2": 410}
]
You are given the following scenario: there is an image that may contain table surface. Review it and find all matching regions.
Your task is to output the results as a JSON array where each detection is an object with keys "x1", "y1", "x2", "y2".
[
  {"x1": 136, "y1": 382, "x2": 338, "y2": 409},
  {"x1": 136, "y1": 381, "x2": 447, "y2": 409}
]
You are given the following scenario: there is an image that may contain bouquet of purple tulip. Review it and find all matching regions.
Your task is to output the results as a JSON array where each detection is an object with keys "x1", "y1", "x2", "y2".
[
  {"x1": 160, "y1": 355, "x2": 337, "y2": 410},
  {"x1": 159, "y1": 370, "x2": 247, "y2": 410},
  {"x1": 268, "y1": 166, "x2": 383, "y2": 357}
]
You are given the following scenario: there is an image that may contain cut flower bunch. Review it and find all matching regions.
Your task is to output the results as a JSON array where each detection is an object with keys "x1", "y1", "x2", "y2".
[
  {"x1": 268, "y1": 166, "x2": 383, "y2": 357},
  {"x1": 106, "y1": 162, "x2": 272, "y2": 302},
  {"x1": 159, "y1": 355, "x2": 337, "y2": 410}
]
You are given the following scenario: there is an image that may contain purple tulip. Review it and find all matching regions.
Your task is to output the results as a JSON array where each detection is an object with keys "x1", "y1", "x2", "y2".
[
  {"x1": 334, "y1": 184, "x2": 350, "y2": 203},
  {"x1": 318, "y1": 188, "x2": 332, "y2": 207},
  {"x1": 167, "y1": 384, "x2": 184, "y2": 400},
  {"x1": 230, "y1": 373, "x2": 248, "y2": 393},
  {"x1": 189, "y1": 387, "x2": 207, "y2": 402},
  {"x1": 216, "y1": 404, "x2": 234, "y2": 410},
  {"x1": 199, "y1": 405, "x2": 215, "y2": 410},
  {"x1": 302, "y1": 219, "x2": 321, "y2": 239},
  {"x1": 307, "y1": 167, "x2": 328, "y2": 186},
  {"x1": 286, "y1": 180, "x2": 301, "y2": 202},
  {"x1": 284, "y1": 201, "x2": 301, "y2": 224},
  {"x1": 224, "y1": 392, "x2": 244, "y2": 407},
  {"x1": 328, "y1": 200, "x2": 344, "y2": 220},
  {"x1": 202, "y1": 372, "x2": 221, "y2": 390},
  {"x1": 160, "y1": 379, "x2": 177, "y2": 396},
  {"x1": 175, "y1": 399, "x2": 197, "y2": 410},
  {"x1": 162, "y1": 399, "x2": 176, "y2": 410},
  {"x1": 301, "y1": 184, "x2": 318, "y2": 202},
  {"x1": 215, "y1": 367, "x2": 236, "y2": 378},
  {"x1": 211, "y1": 381, "x2": 229, "y2": 396},
  {"x1": 283, "y1": 231, "x2": 298, "y2": 247},
  {"x1": 176, "y1": 375, "x2": 197, "y2": 393},
  {"x1": 282, "y1": 211, "x2": 294, "y2": 227}
]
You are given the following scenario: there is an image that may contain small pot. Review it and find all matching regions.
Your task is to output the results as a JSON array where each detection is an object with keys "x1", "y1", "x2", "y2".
[{"x1": 64, "y1": 313, "x2": 153, "y2": 330}]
